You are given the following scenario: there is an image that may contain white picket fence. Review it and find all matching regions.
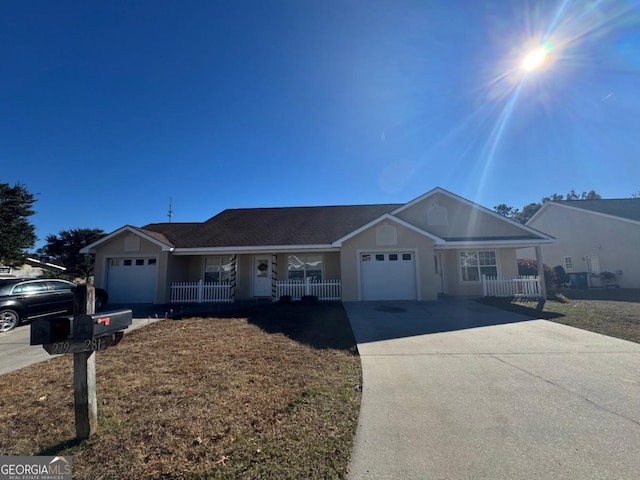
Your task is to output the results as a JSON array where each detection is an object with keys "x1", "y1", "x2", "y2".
[
  {"x1": 482, "y1": 275, "x2": 542, "y2": 299},
  {"x1": 276, "y1": 278, "x2": 341, "y2": 301},
  {"x1": 170, "y1": 280, "x2": 232, "y2": 303}
]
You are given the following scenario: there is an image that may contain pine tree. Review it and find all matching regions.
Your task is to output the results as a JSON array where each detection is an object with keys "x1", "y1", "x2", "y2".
[
  {"x1": 0, "y1": 182, "x2": 37, "y2": 266},
  {"x1": 37, "y1": 228, "x2": 106, "y2": 278}
]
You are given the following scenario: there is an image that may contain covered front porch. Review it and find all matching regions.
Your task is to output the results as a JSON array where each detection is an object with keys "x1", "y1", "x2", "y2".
[{"x1": 168, "y1": 251, "x2": 342, "y2": 304}]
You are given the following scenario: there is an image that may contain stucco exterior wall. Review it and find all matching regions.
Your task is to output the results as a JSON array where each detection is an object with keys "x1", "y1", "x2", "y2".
[
  {"x1": 166, "y1": 256, "x2": 192, "y2": 283},
  {"x1": 162, "y1": 252, "x2": 341, "y2": 302},
  {"x1": 93, "y1": 232, "x2": 165, "y2": 303},
  {"x1": 235, "y1": 255, "x2": 252, "y2": 299},
  {"x1": 442, "y1": 248, "x2": 519, "y2": 296},
  {"x1": 340, "y1": 221, "x2": 437, "y2": 301},
  {"x1": 323, "y1": 251, "x2": 341, "y2": 279},
  {"x1": 234, "y1": 251, "x2": 341, "y2": 300},
  {"x1": 396, "y1": 192, "x2": 532, "y2": 239},
  {"x1": 526, "y1": 205, "x2": 640, "y2": 288}
]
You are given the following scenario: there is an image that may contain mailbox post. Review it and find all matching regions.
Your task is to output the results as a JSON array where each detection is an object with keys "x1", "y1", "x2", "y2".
[
  {"x1": 30, "y1": 284, "x2": 132, "y2": 440},
  {"x1": 74, "y1": 284, "x2": 97, "y2": 440}
]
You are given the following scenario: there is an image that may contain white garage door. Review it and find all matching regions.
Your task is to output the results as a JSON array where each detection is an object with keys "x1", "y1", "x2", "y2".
[
  {"x1": 360, "y1": 252, "x2": 417, "y2": 301},
  {"x1": 107, "y1": 258, "x2": 157, "y2": 303}
]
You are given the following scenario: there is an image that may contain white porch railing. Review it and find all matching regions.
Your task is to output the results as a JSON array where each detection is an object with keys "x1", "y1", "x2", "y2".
[
  {"x1": 482, "y1": 275, "x2": 542, "y2": 299},
  {"x1": 276, "y1": 278, "x2": 341, "y2": 301},
  {"x1": 170, "y1": 280, "x2": 232, "y2": 303}
]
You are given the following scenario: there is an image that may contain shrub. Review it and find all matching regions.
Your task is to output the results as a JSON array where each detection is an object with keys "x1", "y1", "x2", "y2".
[
  {"x1": 517, "y1": 258, "x2": 558, "y2": 288},
  {"x1": 553, "y1": 292, "x2": 570, "y2": 303},
  {"x1": 279, "y1": 295, "x2": 292, "y2": 304},
  {"x1": 301, "y1": 295, "x2": 319, "y2": 305}
]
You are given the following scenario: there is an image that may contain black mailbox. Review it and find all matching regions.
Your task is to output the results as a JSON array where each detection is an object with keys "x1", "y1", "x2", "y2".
[
  {"x1": 72, "y1": 309, "x2": 133, "y2": 341},
  {"x1": 30, "y1": 316, "x2": 73, "y2": 345}
]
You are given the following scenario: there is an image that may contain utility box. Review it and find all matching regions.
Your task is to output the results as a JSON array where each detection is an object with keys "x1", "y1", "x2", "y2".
[
  {"x1": 72, "y1": 309, "x2": 133, "y2": 341},
  {"x1": 568, "y1": 272, "x2": 589, "y2": 289},
  {"x1": 30, "y1": 316, "x2": 73, "y2": 345}
]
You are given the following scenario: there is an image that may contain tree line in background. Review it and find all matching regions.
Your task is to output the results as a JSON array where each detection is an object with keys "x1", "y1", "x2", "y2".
[
  {"x1": 1, "y1": 182, "x2": 639, "y2": 278},
  {"x1": 493, "y1": 189, "x2": 603, "y2": 224},
  {"x1": 0, "y1": 181, "x2": 105, "y2": 278}
]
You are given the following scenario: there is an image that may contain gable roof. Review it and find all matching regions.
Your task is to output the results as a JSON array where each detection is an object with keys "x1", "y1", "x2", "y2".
[
  {"x1": 332, "y1": 213, "x2": 446, "y2": 246},
  {"x1": 80, "y1": 225, "x2": 176, "y2": 253},
  {"x1": 529, "y1": 198, "x2": 640, "y2": 225},
  {"x1": 144, "y1": 204, "x2": 402, "y2": 249},
  {"x1": 393, "y1": 187, "x2": 554, "y2": 240},
  {"x1": 556, "y1": 199, "x2": 640, "y2": 222},
  {"x1": 83, "y1": 187, "x2": 554, "y2": 253}
]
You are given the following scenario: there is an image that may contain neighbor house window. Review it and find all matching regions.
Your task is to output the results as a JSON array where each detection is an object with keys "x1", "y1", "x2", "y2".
[
  {"x1": 459, "y1": 251, "x2": 497, "y2": 282},
  {"x1": 287, "y1": 254, "x2": 322, "y2": 281},
  {"x1": 564, "y1": 257, "x2": 573, "y2": 271},
  {"x1": 204, "y1": 256, "x2": 234, "y2": 283}
]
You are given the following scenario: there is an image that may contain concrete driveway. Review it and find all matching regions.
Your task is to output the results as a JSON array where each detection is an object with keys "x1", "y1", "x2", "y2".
[{"x1": 345, "y1": 299, "x2": 640, "y2": 480}]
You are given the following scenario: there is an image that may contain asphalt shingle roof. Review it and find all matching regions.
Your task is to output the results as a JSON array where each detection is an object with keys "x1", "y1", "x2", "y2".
[
  {"x1": 557, "y1": 199, "x2": 640, "y2": 223},
  {"x1": 141, "y1": 204, "x2": 402, "y2": 248}
]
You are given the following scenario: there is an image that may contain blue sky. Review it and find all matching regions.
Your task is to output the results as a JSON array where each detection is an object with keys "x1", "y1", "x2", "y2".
[{"x1": 2, "y1": 0, "x2": 639, "y2": 249}]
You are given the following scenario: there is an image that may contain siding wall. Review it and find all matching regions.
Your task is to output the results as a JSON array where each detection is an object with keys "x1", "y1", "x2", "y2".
[{"x1": 527, "y1": 206, "x2": 640, "y2": 288}]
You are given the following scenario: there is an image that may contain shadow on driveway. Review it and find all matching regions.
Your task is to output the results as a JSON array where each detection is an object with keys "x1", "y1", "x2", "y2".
[{"x1": 344, "y1": 297, "x2": 542, "y2": 345}]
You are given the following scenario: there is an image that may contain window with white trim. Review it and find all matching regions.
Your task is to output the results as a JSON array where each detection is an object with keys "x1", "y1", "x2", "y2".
[
  {"x1": 459, "y1": 251, "x2": 497, "y2": 283},
  {"x1": 204, "y1": 256, "x2": 234, "y2": 283},
  {"x1": 287, "y1": 254, "x2": 322, "y2": 281},
  {"x1": 564, "y1": 257, "x2": 573, "y2": 271}
]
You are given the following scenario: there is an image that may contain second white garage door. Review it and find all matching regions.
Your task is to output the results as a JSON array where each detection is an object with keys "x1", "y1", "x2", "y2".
[
  {"x1": 360, "y1": 252, "x2": 417, "y2": 301},
  {"x1": 106, "y1": 258, "x2": 157, "y2": 303}
]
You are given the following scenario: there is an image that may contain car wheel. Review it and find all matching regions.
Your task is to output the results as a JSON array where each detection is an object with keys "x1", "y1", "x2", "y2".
[{"x1": 0, "y1": 309, "x2": 20, "y2": 333}]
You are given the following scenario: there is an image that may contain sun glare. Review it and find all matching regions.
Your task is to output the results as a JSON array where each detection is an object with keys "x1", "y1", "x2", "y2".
[{"x1": 521, "y1": 46, "x2": 550, "y2": 71}]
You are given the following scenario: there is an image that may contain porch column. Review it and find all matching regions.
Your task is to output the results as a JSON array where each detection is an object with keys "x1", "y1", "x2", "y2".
[{"x1": 535, "y1": 246, "x2": 547, "y2": 300}]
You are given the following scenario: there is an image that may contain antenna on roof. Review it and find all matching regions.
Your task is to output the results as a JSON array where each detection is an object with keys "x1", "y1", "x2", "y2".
[{"x1": 168, "y1": 197, "x2": 174, "y2": 223}]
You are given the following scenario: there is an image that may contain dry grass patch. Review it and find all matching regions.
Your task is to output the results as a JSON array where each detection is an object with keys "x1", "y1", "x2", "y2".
[
  {"x1": 0, "y1": 303, "x2": 362, "y2": 479},
  {"x1": 479, "y1": 289, "x2": 640, "y2": 344},
  {"x1": 542, "y1": 298, "x2": 640, "y2": 344}
]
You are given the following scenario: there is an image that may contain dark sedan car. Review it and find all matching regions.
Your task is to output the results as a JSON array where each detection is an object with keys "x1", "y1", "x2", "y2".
[{"x1": 0, "y1": 278, "x2": 108, "y2": 333}]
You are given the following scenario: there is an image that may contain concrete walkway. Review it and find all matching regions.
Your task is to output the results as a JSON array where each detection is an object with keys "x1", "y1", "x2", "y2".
[{"x1": 344, "y1": 299, "x2": 640, "y2": 480}]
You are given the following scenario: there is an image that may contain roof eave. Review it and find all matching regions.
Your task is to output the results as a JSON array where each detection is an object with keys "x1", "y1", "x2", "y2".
[
  {"x1": 171, "y1": 244, "x2": 339, "y2": 255},
  {"x1": 436, "y1": 238, "x2": 556, "y2": 249},
  {"x1": 79, "y1": 225, "x2": 174, "y2": 253},
  {"x1": 529, "y1": 201, "x2": 640, "y2": 227}
]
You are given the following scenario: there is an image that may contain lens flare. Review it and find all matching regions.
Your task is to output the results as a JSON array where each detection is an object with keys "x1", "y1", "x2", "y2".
[{"x1": 521, "y1": 44, "x2": 552, "y2": 71}]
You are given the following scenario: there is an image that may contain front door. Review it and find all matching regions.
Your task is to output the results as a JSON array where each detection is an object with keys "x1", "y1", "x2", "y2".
[{"x1": 253, "y1": 256, "x2": 271, "y2": 297}]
